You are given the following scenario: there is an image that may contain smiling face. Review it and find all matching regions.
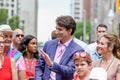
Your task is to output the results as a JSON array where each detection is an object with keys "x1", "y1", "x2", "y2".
[
  {"x1": 97, "y1": 37, "x2": 110, "y2": 55},
  {"x1": 74, "y1": 60, "x2": 91, "y2": 79},
  {"x1": 55, "y1": 16, "x2": 76, "y2": 43},
  {"x1": 55, "y1": 25, "x2": 72, "y2": 43},
  {"x1": 2, "y1": 31, "x2": 12, "y2": 47}
]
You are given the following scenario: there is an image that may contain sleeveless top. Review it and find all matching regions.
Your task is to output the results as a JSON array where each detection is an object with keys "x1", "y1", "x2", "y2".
[
  {"x1": 0, "y1": 56, "x2": 12, "y2": 80},
  {"x1": 25, "y1": 58, "x2": 38, "y2": 80},
  {"x1": 93, "y1": 57, "x2": 120, "y2": 80}
]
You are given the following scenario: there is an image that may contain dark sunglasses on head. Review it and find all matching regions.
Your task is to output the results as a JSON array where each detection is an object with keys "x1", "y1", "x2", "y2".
[
  {"x1": 73, "y1": 52, "x2": 92, "y2": 62},
  {"x1": 16, "y1": 34, "x2": 24, "y2": 37}
]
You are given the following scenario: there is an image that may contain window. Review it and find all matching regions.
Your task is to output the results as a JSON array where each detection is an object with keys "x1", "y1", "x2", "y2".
[
  {"x1": 74, "y1": 2, "x2": 80, "y2": 5},
  {"x1": 74, "y1": 12, "x2": 80, "y2": 15},
  {"x1": 21, "y1": 20, "x2": 25, "y2": 24},
  {"x1": 75, "y1": 7, "x2": 80, "y2": 10},
  {"x1": 6, "y1": 3, "x2": 9, "y2": 7},
  {"x1": 74, "y1": 17, "x2": 79, "y2": 19},
  {"x1": 11, "y1": 10, "x2": 14, "y2": 16},
  {"x1": 11, "y1": 4, "x2": 14, "y2": 7},
  {"x1": 0, "y1": 3, "x2": 3, "y2": 6}
]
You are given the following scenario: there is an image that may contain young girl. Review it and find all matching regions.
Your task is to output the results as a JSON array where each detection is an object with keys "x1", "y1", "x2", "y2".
[
  {"x1": 73, "y1": 52, "x2": 92, "y2": 80},
  {"x1": 18, "y1": 35, "x2": 39, "y2": 80}
]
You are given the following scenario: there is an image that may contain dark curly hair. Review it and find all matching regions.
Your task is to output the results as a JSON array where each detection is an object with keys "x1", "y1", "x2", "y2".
[{"x1": 56, "y1": 15, "x2": 76, "y2": 35}]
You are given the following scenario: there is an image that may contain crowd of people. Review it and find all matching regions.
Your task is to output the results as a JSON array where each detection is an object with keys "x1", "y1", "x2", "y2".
[{"x1": 0, "y1": 15, "x2": 120, "y2": 80}]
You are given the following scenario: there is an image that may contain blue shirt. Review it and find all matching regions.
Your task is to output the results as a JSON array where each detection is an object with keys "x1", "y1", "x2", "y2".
[{"x1": 88, "y1": 42, "x2": 102, "y2": 61}]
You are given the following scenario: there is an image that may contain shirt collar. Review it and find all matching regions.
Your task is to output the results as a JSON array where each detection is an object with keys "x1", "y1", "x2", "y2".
[{"x1": 58, "y1": 38, "x2": 73, "y2": 47}]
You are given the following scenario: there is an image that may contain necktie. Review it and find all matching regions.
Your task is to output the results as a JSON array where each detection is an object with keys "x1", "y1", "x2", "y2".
[{"x1": 57, "y1": 44, "x2": 66, "y2": 58}]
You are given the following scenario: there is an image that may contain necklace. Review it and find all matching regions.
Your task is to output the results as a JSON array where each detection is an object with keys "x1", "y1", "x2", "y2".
[
  {"x1": 0, "y1": 56, "x2": 4, "y2": 69},
  {"x1": 99, "y1": 56, "x2": 114, "y2": 71},
  {"x1": 25, "y1": 58, "x2": 35, "y2": 77}
]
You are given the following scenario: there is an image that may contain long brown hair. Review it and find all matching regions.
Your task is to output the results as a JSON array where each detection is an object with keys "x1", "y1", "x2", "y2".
[{"x1": 101, "y1": 33, "x2": 120, "y2": 59}]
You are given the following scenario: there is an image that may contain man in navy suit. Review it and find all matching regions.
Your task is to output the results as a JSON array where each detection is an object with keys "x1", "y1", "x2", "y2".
[{"x1": 35, "y1": 15, "x2": 84, "y2": 80}]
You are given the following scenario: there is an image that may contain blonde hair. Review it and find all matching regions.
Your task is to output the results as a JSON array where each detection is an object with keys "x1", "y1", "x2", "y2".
[{"x1": 100, "y1": 33, "x2": 120, "y2": 59}]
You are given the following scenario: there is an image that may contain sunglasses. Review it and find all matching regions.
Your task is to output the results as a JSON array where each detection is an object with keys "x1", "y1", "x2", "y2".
[
  {"x1": 16, "y1": 34, "x2": 24, "y2": 37},
  {"x1": 98, "y1": 31, "x2": 106, "y2": 33},
  {"x1": 0, "y1": 41, "x2": 5, "y2": 44},
  {"x1": 73, "y1": 52, "x2": 91, "y2": 62}
]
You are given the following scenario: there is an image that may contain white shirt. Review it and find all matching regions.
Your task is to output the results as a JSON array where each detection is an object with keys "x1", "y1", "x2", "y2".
[{"x1": 74, "y1": 38, "x2": 89, "y2": 52}]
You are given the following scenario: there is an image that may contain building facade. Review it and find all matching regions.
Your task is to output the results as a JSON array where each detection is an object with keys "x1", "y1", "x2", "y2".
[
  {"x1": 18, "y1": 0, "x2": 38, "y2": 36},
  {"x1": 71, "y1": 0, "x2": 83, "y2": 22},
  {"x1": 0, "y1": 0, "x2": 18, "y2": 18},
  {"x1": 0, "y1": 0, "x2": 38, "y2": 36},
  {"x1": 90, "y1": 0, "x2": 117, "y2": 42},
  {"x1": 71, "y1": 0, "x2": 91, "y2": 22}
]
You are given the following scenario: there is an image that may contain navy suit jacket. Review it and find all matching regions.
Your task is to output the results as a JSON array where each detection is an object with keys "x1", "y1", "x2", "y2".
[{"x1": 35, "y1": 39, "x2": 84, "y2": 80}]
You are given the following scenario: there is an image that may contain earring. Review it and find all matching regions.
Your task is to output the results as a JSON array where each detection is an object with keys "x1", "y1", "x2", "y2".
[{"x1": 26, "y1": 48, "x2": 28, "y2": 52}]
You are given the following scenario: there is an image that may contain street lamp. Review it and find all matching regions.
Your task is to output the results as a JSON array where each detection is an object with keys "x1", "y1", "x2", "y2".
[{"x1": 108, "y1": 9, "x2": 114, "y2": 32}]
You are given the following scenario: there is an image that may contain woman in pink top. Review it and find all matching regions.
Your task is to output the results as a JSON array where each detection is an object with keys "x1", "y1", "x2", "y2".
[{"x1": 19, "y1": 35, "x2": 39, "y2": 80}]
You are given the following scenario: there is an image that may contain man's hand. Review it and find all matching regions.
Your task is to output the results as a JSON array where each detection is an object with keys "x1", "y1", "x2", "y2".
[{"x1": 40, "y1": 50, "x2": 53, "y2": 67}]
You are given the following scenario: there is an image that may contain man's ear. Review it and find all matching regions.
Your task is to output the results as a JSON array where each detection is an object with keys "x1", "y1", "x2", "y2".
[
  {"x1": 88, "y1": 63, "x2": 93, "y2": 70},
  {"x1": 68, "y1": 28, "x2": 72, "y2": 34}
]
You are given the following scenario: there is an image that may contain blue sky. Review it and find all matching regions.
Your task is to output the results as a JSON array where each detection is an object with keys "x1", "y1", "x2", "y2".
[{"x1": 37, "y1": 0, "x2": 71, "y2": 43}]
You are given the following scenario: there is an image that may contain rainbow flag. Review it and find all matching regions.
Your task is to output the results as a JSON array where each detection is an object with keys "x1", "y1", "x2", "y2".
[{"x1": 7, "y1": 46, "x2": 22, "y2": 61}]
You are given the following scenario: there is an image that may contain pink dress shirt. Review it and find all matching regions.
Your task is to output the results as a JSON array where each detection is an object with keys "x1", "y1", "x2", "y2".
[{"x1": 49, "y1": 38, "x2": 73, "y2": 80}]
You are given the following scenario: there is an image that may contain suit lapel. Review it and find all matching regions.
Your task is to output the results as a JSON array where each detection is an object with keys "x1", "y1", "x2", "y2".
[
  {"x1": 59, "y1": 41, "x2": 74, "y2": 64},
  {"x1": 49, "y1": 41, "x2": 58, "y2": 61},
  {"x1": 59, "y1": 46, "x2": 72, "y2": 64}
]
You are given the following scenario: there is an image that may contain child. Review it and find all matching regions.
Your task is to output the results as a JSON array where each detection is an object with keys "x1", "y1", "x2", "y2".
[{"x1": 73, "y1": 52, "x2": 92, "y2": 80}]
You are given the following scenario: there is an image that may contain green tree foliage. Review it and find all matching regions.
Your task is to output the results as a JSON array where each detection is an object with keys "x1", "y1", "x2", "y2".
[
  {"x1": 0, "y1": 9, "x2": 19, "y2": 30},
  {"x1": 74, "y1": 20, "x2": 91, "y2": 41},
  {"x1": 74, "y1": 21, "x2": 83, "y2": 39},
  {"x1": 0, "y1": 9, "x2": 8, "y2": 24},
  {"x1": 9, "y1": 16, "x2": 19, "y2": 30}
]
